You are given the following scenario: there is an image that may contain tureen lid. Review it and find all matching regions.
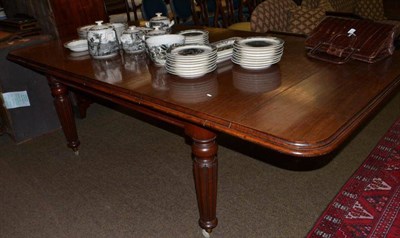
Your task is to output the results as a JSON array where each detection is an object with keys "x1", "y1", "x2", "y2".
[
  {"x1": 89, "y1": 21, "x2": 112, "y2": 31},
  {"x1": 146, "y1": 25, "x2": 166, "y2": 36},
  {"x1": 124, "y1": 26, "x2": 140, "y2": 34},
  {"x1": 78, "y1": 24, "x2": 95, "y2": 32},
  {"x1": 150, "y1": 13, "x2": 169, "y2": 22}
]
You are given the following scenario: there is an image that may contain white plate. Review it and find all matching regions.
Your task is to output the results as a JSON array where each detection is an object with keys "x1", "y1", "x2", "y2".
[
  {"x1": 167, "y1": 55, "x2": 217, "y2": 64},
  {"x1": 235, "y1": 37, "x2": 284, "y2": 49},
  {"x1": 232, "y1": 53, "x2": 283, "y2": 62},
  {"x1": 167, "y1": 64, "x2": 217, "y2": 73},
  {"x1": 64, "y1": 39, "x2": 88, "y2": 52},
  {"x1": 216, "y1": 55, "x2": 232, "y2": 63},
  {"x1": 233, "y1": 46, "x2": 284, "y2": 55},
  {"x1": 166, "y1": 60, "x2": 216, "y2": 68},
  {"x1": 235, "y1": 63, "x2": 273, "y2": 70},
  {"x1": 178, "y1": 29, "x2": 209, "y2": 37},
  {"x1": 167, "y1": 53, "x2": 217, "y2": 61},
  {"x1": 233, "y1": 51, "x2": 283, "y2": 59},
  {"x1": 167, "y1": 65, "x2": 216, "y2": 71},
  {"x1": 168, "y1": 44, "x2": 216, "y2": 57},
  {"x1": 166, "y1": 65, "x2": 216, "y2": 74},
  {"x1": 232, "y1": 62, "x2": 278, "y2": 69},
  {"x1": 167, "y1": 66, "x2": 217, "y2": 78},
  {"x1": 232, "y1": 57, "x2": 281, "y2": 65}
]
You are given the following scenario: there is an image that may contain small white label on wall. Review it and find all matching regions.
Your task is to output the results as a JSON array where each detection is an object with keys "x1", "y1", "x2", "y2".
[{"x1": 2, "y1": 91, "x2": 31, "y2": 109}]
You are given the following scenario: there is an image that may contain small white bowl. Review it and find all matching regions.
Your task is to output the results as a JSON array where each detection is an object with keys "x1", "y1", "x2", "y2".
[
  {"x1": 145, "y1": 34, "x2": 185, "y2": 47},
  {"x1": 64, "y1": 39, "x2": 88, "y2": 52}
]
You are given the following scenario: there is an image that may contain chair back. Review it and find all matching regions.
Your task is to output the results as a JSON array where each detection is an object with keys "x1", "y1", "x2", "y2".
[
  {"x1": 141, "y1": 0, "x2": 169, "y2": 20},
  {"x1": 129, "y1": 0, "x2": 142, "y2": 21},
  {"x1": 250, "y1": 0, "x2": 297, "y2": 32},
  {"x1": 195, "y1": 0, "x2": 217, "y2": 26},
  {"x1": 245, "y1": 0, "x2": 265, "y2": 16},
  {"x1": 170, "y1": 0, "x2": 194, "y2": 23},
  {"x1": 104, "y1": 0, "x2": 131, "y2": 22},
  {"x1": 224, "y1": 0, "x2": 246, "y2": 24}
]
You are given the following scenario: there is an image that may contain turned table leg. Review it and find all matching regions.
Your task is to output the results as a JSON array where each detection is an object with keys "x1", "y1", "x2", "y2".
[
  {"x1": 185, "y1": 124, "x2": 218, "y2": 234},
  {"x1": 48, "y1": 76, "x2": 80, "y2": 153}
]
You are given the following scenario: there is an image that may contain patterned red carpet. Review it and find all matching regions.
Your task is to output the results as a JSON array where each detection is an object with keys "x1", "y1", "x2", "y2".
[{"x1": 308, "y1": 117, "x2": 400, "y2": 238}]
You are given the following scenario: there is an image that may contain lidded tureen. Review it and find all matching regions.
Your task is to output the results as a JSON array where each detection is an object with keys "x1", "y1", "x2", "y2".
[
  {"x1": 145, "y1": 25, "x2": 166, "y2": 39},
  {"x1": 120, "y1": 26, "x2": 146, "y2": 54},
  {"x1": 87, "y1": 21, "x2": 119, "y2": 59},
  {"x1": 145, "y1": 12, "x2": 174, "y2": 32}
]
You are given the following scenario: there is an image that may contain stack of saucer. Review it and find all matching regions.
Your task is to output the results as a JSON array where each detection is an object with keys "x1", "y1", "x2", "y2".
[
  {"x1": 177, "y1": 29, "x2": 209, "y2": 44},
  {"x1": 232, "y1": 37, "x2": 284, "y2": 70},
  {"x1": 166, "y1": 44, "x2": 217, "y2": 78},
  {"x1": 211, "y1": 37, "x2": 242, "y2": 63}
]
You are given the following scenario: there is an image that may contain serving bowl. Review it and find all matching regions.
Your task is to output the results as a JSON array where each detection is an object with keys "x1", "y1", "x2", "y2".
[{"x1": 145, "y1": 34, "x2": 185, "y2": 66}]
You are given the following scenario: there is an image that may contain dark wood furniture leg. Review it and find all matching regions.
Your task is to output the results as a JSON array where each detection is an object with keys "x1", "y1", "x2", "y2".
[
  {"x1": 48, "y1": 76, "x2": 80, "y2": 153},
  {"x1": 0, "y1": 122, "x2": 5, "y2": 136},
  {"x1": 0, "y1": 93, "x2": 8, "y2": 136},
  {"x1": 185, "y1": 124, "x2": 218, "y2": 234},
  {"x1": 71, "y1": 92, "x2": 92, "y2": 119}
]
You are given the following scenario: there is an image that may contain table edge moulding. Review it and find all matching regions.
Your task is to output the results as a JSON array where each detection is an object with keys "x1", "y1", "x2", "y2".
[{"x1": 6, "y1": 26, "x2": 400, "y2": 235}]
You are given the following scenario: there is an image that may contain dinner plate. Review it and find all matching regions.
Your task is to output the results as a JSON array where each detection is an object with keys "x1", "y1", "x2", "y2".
[
  {"x1": 167, "y1": 60, "x2": 216, "y2": 68},
  {"x1": 235, "y1": 37, "x2": 284, "y2": 49},
  {"x1": 64, "y1": 39, "x2": 88, "y2": 52},
  {"x1": 216, "y1": 55, "x2": 232, "y2": 63},
  {"x1": 232, "y1": 54, "x2": 283, "y2": 63},
  {"x1": 232, "y1": 51, "x2": 283, "y2": 59},
  {"x1": 231, "y1": 57, "x2": 280, "y2": 65},
  {"x1": 168, "y1": 44, "x2": 216, "y2": 57},
  {"x1": 167, "y1": 65, "x2": 217, "y2": 78},
  {"x1": 233, "y1": 46, "x2": 284, "y2": 53},
  {"x1": 177, "y1": 29, "x2": 209, "y2": 44},
  {"x1": 167, "y1": 55, "x2": 217, "y2": 64},
  {"x1": 166, "y1": 65, "x2": 216, "y2": 73},
  {"x1": 178, "y1": 29, "x2": 209, "y2": 37},
  {"x1": 167, "y1": 53, "x2": 217, "y2": 62}
]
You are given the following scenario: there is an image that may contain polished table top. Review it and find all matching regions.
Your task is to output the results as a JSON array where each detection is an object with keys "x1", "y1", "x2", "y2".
[
  {"x1": 8, "y1": 27, "x2": 400, "y2": 157},
  {"x1": 7, "y1": 26, "x2": 400, "y2": 234}
]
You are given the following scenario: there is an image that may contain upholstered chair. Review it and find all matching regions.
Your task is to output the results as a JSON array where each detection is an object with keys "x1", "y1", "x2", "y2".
[
  {"x1": 250, "y1": 0, "x2": 297, "y2": 33},
  {"x1": 250, "y1": 0, "x2": 327, "y2": 35}
]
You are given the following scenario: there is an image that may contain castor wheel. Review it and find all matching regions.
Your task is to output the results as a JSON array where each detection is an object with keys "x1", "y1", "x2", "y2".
[{"x1": 202, "y1": 229, "x2": 211, "y2": 238}]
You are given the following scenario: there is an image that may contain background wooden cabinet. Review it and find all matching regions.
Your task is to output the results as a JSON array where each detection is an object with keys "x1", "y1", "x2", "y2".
[
  {"x1": 2, "y1": 0, "x2": 107, "y2": 38},
  {"x1": 48, "y1": 0, "x2": 107, "y2": 38}
]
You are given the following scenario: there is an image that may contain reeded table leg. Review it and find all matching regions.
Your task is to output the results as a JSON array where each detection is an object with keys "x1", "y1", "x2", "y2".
[
  {"x1": 185, "y1": 124, "x2": 218, "y2": 234},
  {"x1": 48, "y1": 76, "x2": 80, "y2": 152}
]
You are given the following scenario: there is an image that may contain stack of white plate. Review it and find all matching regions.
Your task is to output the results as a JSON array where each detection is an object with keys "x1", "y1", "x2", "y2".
[
  {"x1": 177, "y1": 29, "x2": 209, "y2": 44},
  {"x1": 211, "y1": 37, "x2": 242, "y2": 63},
  {"x1": 232, "y1": 37, "x2": 284, "y2": 70},
  {"x1": 166, "y1": 44, "x2": 218, "y2": 78}
]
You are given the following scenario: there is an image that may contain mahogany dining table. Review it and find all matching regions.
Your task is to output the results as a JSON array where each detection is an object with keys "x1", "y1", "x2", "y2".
[{"x1": 7, "y1": 26, "x2": 400, "y2": 235}]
